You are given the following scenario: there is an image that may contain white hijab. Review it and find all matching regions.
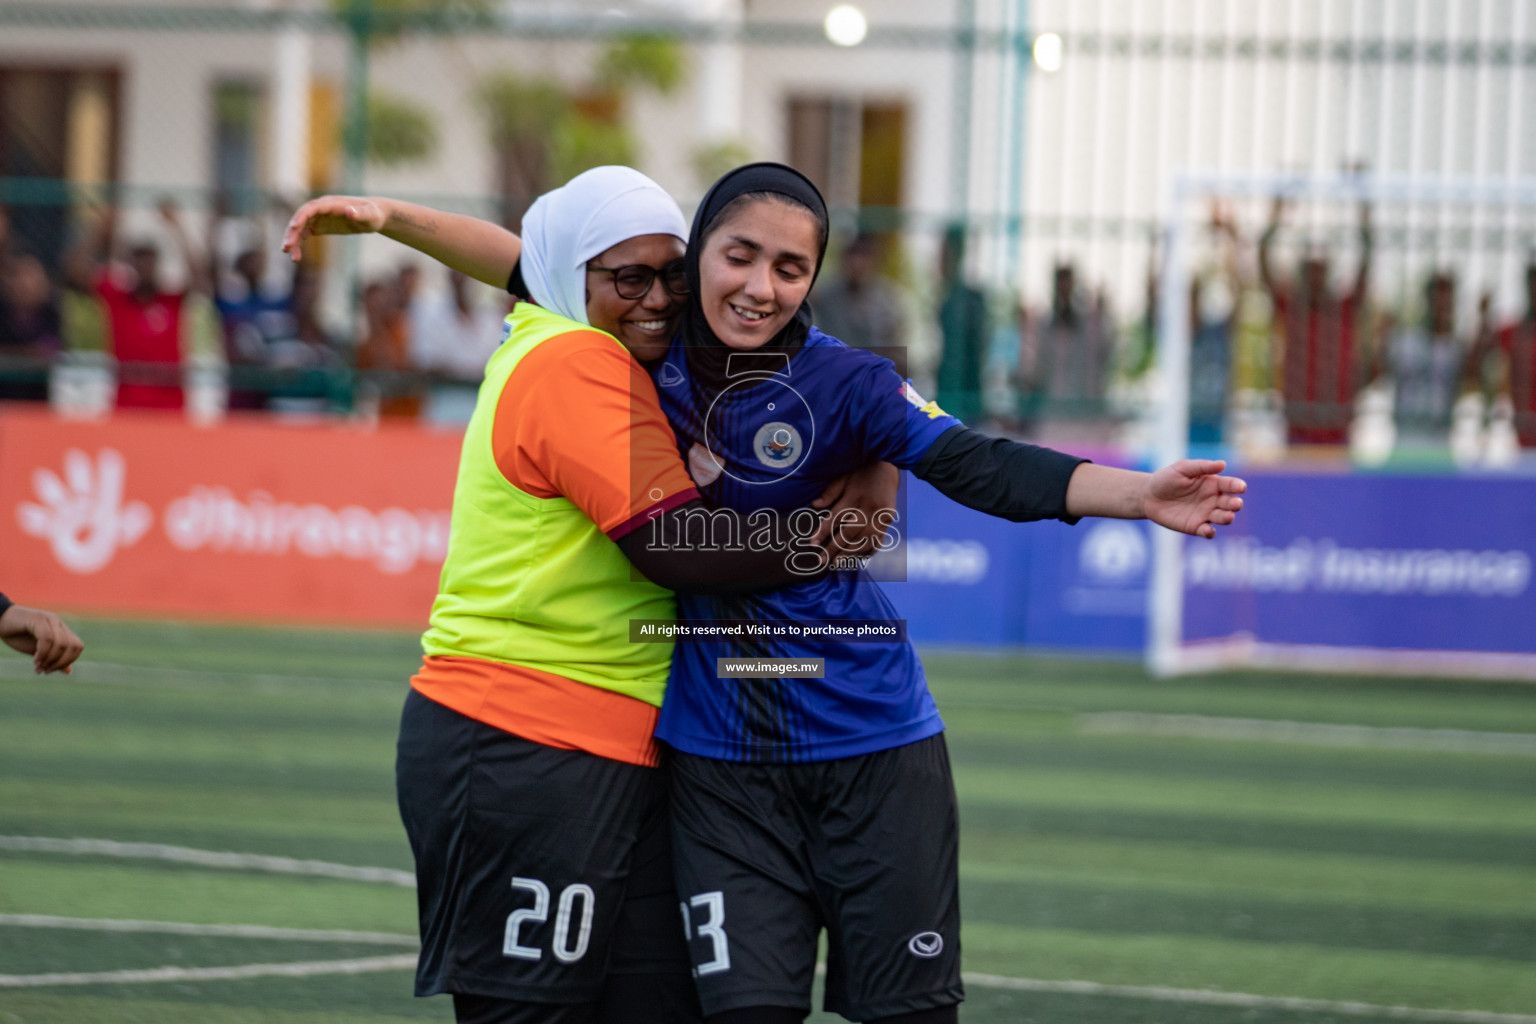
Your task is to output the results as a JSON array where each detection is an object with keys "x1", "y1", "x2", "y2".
[{"x1": 518, "y1": 166, "x2": 688, "y2": 325}]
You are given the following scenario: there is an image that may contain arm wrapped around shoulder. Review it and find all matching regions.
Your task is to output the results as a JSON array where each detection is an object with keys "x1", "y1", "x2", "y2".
[{"x1": 617, "y1": 500, "x2": 835, "y2": 595}]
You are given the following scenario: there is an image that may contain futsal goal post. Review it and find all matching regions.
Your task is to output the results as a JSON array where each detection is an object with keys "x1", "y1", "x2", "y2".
[{"x1": 1147, "y1": 171, "x2": 1536, "y2": 680}]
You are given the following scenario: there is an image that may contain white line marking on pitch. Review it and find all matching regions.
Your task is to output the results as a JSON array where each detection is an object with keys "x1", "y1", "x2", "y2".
[
  {"x1": 0, "y1": 955, "x2": 418, "y2": 988},
  {"x1": 0, "y1": 836, "x2": 416, "y2": 888},
  {"x1": 1079, "y1": 712, "x2": 1536, "y2": 756},
  {"x1": 0, "y1": 658, "x2": 390, "y2": 690},
  {"x1": 962, "y1": 973, "x2": 1536, "y2": 1024},
  {"x1": 8, "y1": 840, "x2": 1528, "y2": 1023},
  {"x1": 0, "y1": 914, "x2": 416, "y2": 947}
]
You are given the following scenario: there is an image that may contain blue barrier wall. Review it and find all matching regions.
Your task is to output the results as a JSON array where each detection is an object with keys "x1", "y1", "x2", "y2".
[
  {"x1": 1181, "y1": 471, "x2": 1536, "y2": 655},
  {"x1": 881, "y1": 471, "x2": 1535, "y2": 657},
  {"x1": 879, "y1": 478, "x2": 1150, "y2": 652}
]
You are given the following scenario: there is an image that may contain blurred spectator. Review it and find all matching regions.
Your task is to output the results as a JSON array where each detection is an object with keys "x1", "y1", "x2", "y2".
[
  {"x1": 1020, "y1": 261, "x2": 1115, "y2": 420},
  {"x1": 395, "y1": 263, "x2": 422, "y2": 329},
  {"x1": 409, "y1": 268, "x2": 503, "y2": 424},
  {"x1": 814, "y1": 234, "x2": 907, "y2": 352},
  {"x1": 1377, "y1": 271, "x2": 1467, "y2": 447},
  {"x1": 1475, "y1": 260, "x2": 1536, "y2": 448},
  {"x1": 57, "y1": 208, "x2": 107, "y2": 357},
  {"x1": 0, "y1": 252, "x2": 62, "y2": 402},
  {"x1": 1259, "y1": 196, "x2": 1373, "y2": 445},
  {"x1": 265, "y1": 265, "x2": 343, "y2": 416},
  {"x1": 934, "y1": 224, "x2": 987, "y2": 424},
  {"x1": 1187, "y1": 205, "x2": 1247, "y2": 444},
  {"x1": 355, "y1": 276, "x2": 422, "y2": 419},
  {"x1": 1121, "y1": 233, "x2": 1160, "y2": 383},
  {"x1": 65, "y1": 202, "x2": 214, "y2": 411},
  {"x1": 288, "y1": 265, "x2": 337, "y2": 357},
  {"x1": 209, "y1": 198, "x2": 296, "y2": 410}
]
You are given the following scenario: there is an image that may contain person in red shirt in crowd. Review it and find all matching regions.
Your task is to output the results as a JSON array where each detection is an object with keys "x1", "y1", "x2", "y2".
[
  {"x1": 66, "y1": 201, "x2": 211, "y2": 411},
  {"x1": 1259, "y1": 196, "x2": 1374, "y2": 446},
  {"x1": 1476, "y1": 261, "x2": 1536, "y2": 448}
]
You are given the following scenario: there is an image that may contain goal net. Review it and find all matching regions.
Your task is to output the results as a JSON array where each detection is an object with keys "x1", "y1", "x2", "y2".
[{"x1": 1148, "y1": 172, "x2": 1536, "y2": 680}]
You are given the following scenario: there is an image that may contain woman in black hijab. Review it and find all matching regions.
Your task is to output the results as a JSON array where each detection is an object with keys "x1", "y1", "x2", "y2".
[
  {"x1": 675, "y1": 162, "x2": 830, "y2": 392},
  {"x1": 653, "y1": 164, "x2": 1246, "y2": 1024}
]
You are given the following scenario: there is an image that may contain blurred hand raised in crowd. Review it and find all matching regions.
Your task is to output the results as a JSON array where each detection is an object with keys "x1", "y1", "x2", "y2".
[
  {"x1": 1143, "y1": 459, "x2": 1246, "y2": 540},
  {"x1": 0, "y1": 605, "x2": 84, "y2": 675},
  {"x1": 282, "y1": 197, "x2": 389, "y2": 262}
]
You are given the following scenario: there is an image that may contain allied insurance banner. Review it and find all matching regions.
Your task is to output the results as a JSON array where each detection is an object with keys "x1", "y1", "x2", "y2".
[
  {"x1": 882, "y1": 470, "x2": 1536, "y2": 668},
  {"x1": 1180, "y1": 470, "x2": 1536, "y2": 665},
  {"x1": 0, "y1": 408, "x2": 460, "y2": 627}
]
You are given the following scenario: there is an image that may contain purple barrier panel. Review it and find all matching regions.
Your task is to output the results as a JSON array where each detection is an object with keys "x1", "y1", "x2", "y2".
[
  {"x1": 1182, "y1": 471, "x2": 1536, "y2": 654},
  {"x1": 875, "y1": 475, "x2": 1147, "y2": 652},
  {"x1": 1020, "y1": 518, "x2": 1149, "y2": 652},
  {"x1": 875, "y1": 478, "x2": 1032, "y2": 647}
]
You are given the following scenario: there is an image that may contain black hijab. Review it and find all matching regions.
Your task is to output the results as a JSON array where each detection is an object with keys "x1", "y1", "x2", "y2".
[{"x1": 680, "y1": 163, "x2": 830, "y2": 390}]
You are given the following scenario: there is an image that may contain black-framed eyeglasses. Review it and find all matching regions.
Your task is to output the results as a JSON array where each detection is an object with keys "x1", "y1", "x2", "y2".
[{"x1": 587, "y1": 259, "x2": 689, "y2": 300}]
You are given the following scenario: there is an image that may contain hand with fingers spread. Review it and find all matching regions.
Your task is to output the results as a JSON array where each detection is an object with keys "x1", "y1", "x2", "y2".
[
  {"x1": 1143, "y1": 459, "x2": 1247, "y2": 540},
  {"x1": 281, "y1": 196, "x2": 390, "y2": 262},
  {"x1": 811, "y1": 460, "x2": 900, "y2": 558},
  {"x1": 0, "y1": 602, "x2": 85, "y2": 675}
]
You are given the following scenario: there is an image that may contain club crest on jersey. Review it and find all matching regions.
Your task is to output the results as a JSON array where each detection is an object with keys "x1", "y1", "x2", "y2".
[
  {"x1": 753, "y1": 421, "x2": 803, "y2": 470},
  {"x1": 900, "y1": 382, "x2": 949, "y2": 421},
  {"x1": 907, "y1": 932, "x2": 944, "y2": 958},
  {"x1": 657, "y1": 361, "x2": 686, "y2": 388}
]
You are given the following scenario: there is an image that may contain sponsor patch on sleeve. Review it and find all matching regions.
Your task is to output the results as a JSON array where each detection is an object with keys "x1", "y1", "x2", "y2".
[{"x1": 900, "y1": 381, "x2": 949, "y2": 420}]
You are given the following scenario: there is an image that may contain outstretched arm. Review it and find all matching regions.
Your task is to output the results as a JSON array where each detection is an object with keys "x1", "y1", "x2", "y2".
[
  {"x1": 282, "y1": 196, "x2": 521, "y2": 289},
  {"x1": 912, "y1": 425, "x2": 1245, "y2": 539},
  {"x1": 1064, "y1": 460, "x2": 1246, "y2": 539},
  {"x1": 0, "y1": 597, "x2": 85, "y2": 675}
]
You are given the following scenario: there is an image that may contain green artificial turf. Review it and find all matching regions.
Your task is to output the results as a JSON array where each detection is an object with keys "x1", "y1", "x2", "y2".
[{"x1": 0, "y1": 619, "x2": 1530, "y2": 1023}]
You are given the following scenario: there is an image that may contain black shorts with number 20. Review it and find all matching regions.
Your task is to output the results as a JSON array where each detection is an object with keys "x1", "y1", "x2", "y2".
[
  {"x1": 668, "y1": 733, "x2": 964, "y2": 1021},
  {"x1": 395, "y1": 690, "x2": 694, "y2": 1008}
]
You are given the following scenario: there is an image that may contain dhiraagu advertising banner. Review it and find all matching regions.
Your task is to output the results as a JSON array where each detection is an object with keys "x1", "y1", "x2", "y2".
[{"x1": 0, "y1": 407, "x2": 457, "y2": 627}]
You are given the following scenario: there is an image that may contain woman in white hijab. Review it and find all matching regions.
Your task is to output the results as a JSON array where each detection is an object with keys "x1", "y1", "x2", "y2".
[
  {"x1": 319, "y1": 169, "x2": 706, "y2": 1024},
  {"x1": 287, "y1": 172, "x2": 881, "y2": 1024}
]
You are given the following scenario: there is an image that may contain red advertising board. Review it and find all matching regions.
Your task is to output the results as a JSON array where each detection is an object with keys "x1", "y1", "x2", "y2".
[{"x1": 0, "y1": 408, "x2": 462, "y2": 627}]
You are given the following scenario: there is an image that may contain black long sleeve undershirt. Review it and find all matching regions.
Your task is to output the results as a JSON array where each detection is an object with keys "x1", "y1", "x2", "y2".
[
  {"x1": 622, "y1": 426, "x2": 1083, "y2": 593},
  {"x1": 0, "y1": 592, "x2": 11, "y2": 619},
  {"x1": 617, "y1": 500, "x2": 833, "y2": 595},
  {"x1": 914, "y1": 425, "x2": 1087, "y2": 524}
]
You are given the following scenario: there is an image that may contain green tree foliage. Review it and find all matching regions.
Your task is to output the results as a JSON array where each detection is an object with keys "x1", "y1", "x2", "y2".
[
  {"x1": 365, "y1": 91, "x2": 438, "y2": 167},
  {"x1": 477, "y1": 35, "x2": 685, "y2": 222},
  {"x1": 596, "y1": 35, "x2": 685, "y2": 95},
  {"x1": 478, "y1": 77, "x2": 569, "y2": 150},
  {"x1": 555, "y1": 118, "x2": 637, "y2": 183},
  {"x1": 691, "y1": 139, "x2": 754, "y2": 189},
  {"x1": 476, "y1": 76, "x2": 569, "y2": 215}
]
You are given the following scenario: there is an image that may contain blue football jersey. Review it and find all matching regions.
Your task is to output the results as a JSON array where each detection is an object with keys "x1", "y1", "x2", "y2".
[{"x1": 651, "y1": 328, "x2": 962, "y2": 763}]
